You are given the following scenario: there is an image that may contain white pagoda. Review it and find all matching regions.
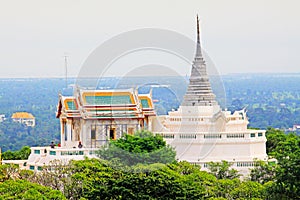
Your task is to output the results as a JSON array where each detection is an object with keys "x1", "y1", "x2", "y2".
[{"x1": 151, "y1": 16, "x2": 267, "y2": 175}]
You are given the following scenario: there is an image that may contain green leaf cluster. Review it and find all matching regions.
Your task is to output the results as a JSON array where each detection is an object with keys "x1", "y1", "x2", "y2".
[
  {"x1": 207, "y1": 161, "x2": 241, "y2": 179},
  {"x1": 249, "y1": 128, "x2": 300, "y2": 199},
  {"x1": 2, "y1": 146, "x2": 31, "y2": 160},
  {"x1": 0, "y1": 163, "x2": 66, "y2": 199},
  {"x1": 66, "y1": 159, "x2": 267, "y2": 200},
  {"x1": 0, "y1": 179, "x2": 66, "y2": 200},
  {"x1": 98, "y1": 130, "x2": 176, "y2": 166}
]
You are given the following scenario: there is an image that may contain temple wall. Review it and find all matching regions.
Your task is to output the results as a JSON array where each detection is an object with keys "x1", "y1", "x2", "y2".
[
  {"x1": 61, "y1": 118, "x2": 141, "y2": 148},
  {"x1": 169, "y1": 139, "x2": 267, "y2": 162}
]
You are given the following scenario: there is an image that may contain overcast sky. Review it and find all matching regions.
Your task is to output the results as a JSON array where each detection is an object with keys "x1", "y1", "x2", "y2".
[{"x1": 0, "y1": 0, "x2": 299, "y2": 78}]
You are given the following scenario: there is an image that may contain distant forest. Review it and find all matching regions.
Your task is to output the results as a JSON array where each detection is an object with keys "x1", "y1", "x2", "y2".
[{"x1": 1, "y1": 74, "x2": 300, "y2": 151}]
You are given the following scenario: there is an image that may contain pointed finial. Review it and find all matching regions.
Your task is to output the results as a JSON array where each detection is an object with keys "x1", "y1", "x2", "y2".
[
  {"x1": 195, "y1": 15, "x2": 202, "y2": 58},
  {"x1": 197, "y1": 15, "x2": 200, "y2": 44}
]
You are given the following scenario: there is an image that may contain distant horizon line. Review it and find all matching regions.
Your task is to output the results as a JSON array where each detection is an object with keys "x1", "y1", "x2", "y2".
[{"x1": 1, "y1": 72, "x2": 300, "y2": 79}]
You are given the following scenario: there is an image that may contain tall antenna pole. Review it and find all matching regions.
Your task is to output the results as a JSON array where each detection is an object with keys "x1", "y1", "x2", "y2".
[{"x1": 64, "y1": 53, "x2": 68, "y2": 89}]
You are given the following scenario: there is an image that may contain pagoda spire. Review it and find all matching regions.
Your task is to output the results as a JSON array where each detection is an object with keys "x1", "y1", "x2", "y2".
[
  {"x1": 181, "y1": 16, "x2": 218, "y2": 107},
  {"x1": 195, "y1": 15, "x2": 202, "y2": 58}
]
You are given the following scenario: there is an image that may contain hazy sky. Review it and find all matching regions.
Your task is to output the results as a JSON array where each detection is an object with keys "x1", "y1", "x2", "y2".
[{"x1": 0, "y1": 0, "x2": 299, "y2": 78}]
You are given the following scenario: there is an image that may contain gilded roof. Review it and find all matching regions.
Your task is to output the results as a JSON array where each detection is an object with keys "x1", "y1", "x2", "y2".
[
  {"x1": 11, "y1": 112, "x2": 35, "y2": 119},
  {"x1": 81, "y1": 91, "x2": 136, "y2": 106},
  {"x1": 57, "y1": 88, "x2": 156, "y2": 119}
]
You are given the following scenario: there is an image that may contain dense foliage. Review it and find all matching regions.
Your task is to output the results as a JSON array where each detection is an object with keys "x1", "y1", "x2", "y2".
[
  {"x1": 266, "y1": 128, "x2": 300, "y2": 199},
  {"x1": 249, "y1": 128, "x2": 300, "y2": 199},
  {"x1": 2, "y1": 128, "x2": 300, "y2": 199},
  {"x1": 65, "y1": 159, "x2": 267, "y2": 200},
  {"x1": 0, "y1": 164, "x2": 65, "y2": 199},
  {"x1": 1, "y1": 146, "x2": 31, "y2": 160},
  {"x1": 4, "y1": 158, "x2": 267, "y2": 200},
  {"x1": 0, "y1": 179, "x2": 66, "y2": 199},
  {"x1": 98, "y1": 130, "x2": 176, "y2": 166},
  {"x1": 207, "y1": 160, "x2": 240, "y2": 179}
]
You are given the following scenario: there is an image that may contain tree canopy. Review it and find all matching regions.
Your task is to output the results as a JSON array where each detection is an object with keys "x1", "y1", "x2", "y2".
[
  {"x1": 2, "y1": 128, "x2": 300, "y2": 199},
  {"x1": 97, "y1": 130, "x2": 176, "y2": 166},
  {"x1": 0, "y1": 179, "x2": 66, "y2": 200},
  {"x1": 250, "y1": 128, "x2": 300, "y2": 199},
  {"x1": 2, "y1": 146, "x2": 31, "y2": 160}
]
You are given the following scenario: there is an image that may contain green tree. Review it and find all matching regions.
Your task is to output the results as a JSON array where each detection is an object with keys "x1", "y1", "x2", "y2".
[
  {"x1": 98, "y1": 130, "x2": 176, "y2": 166},
  {"x1": 0, "y1": 179, "x2": 66, "y2": 199},
  {"x1": 265, "y1": 127, "x2": 287, "y2": 155},
  {"x1": 213, "y1": 179, "x2": 240, "y2": 199},
  {"x1": 250, "y1": 160, "x2": 276, "y2": 184},
  {"x1": 273, "y1": 133, "x2": 300, "y2": 199},
  {"x1": 0, "y1": 163, "x2": 20, "y2": 182},
  {"x1": 207, "y1": 161, "x2": 240, "y2": 179},
  {"x1": 69, "y1": 158, "x2": 121, "y2": 199},
  {"x1": 264, "y1": 128, "x2": 300, "y2": 199},
  {"x1": 231, "y1": 181, "x2": 266, "y2": 199},
  {"x1": 2, "y1": 146, "x2": 31, "y2": 160},
  {"x1": 70, "y1": 159, "x2": 215, "y2": 199},
  {"x1": 29, "y1": 159, "x2": 83, "y2": 199}
]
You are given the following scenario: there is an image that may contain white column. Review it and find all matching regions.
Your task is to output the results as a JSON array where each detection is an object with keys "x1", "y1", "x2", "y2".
[
  {"x1": 81, "y1": 120, "x2": 88, "y2": 147},
  {"x1": 60, "y1": 119, "x2": 65, "y2": 147},
  {"x1": 67, "y1": 120, "x2": 72, "y2": 143},
  {"x1": 148, "y1": 118, "x2": 152, "y2": 132}
]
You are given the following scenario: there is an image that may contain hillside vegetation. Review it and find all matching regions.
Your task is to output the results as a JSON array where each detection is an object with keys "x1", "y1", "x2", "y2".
[{"x1": 1, "y1": 129, "x2": 299, "y2": 199}]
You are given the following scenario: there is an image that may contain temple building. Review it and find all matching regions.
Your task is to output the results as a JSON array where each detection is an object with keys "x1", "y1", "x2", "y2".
[
  {"x1": 152, "y1": 16, "x2": 267, "y2": 174},
  {"x1": 23, "y1": 17, "x2": 267, "y2": 175},
  {"x1": 11, "y1": 112, "x2": 35, "y2": 127},
  {"x1": 25, "y1": 88, "x2": 155, "y2": 171},
  {"x1": 55, "y1": 88, "x2": 155, "y2": 148}
]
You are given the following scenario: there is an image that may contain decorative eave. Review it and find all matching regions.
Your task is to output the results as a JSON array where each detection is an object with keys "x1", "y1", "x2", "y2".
[
  {"x1": 138, "y1": 92, "x2": 156, "y2": 117},
  {"x1": 57, "y1": 88, "x2": 157, "y2": 120},
  {"x1": 56, "y1": 94, "x2": 80, "y2": 118}
]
